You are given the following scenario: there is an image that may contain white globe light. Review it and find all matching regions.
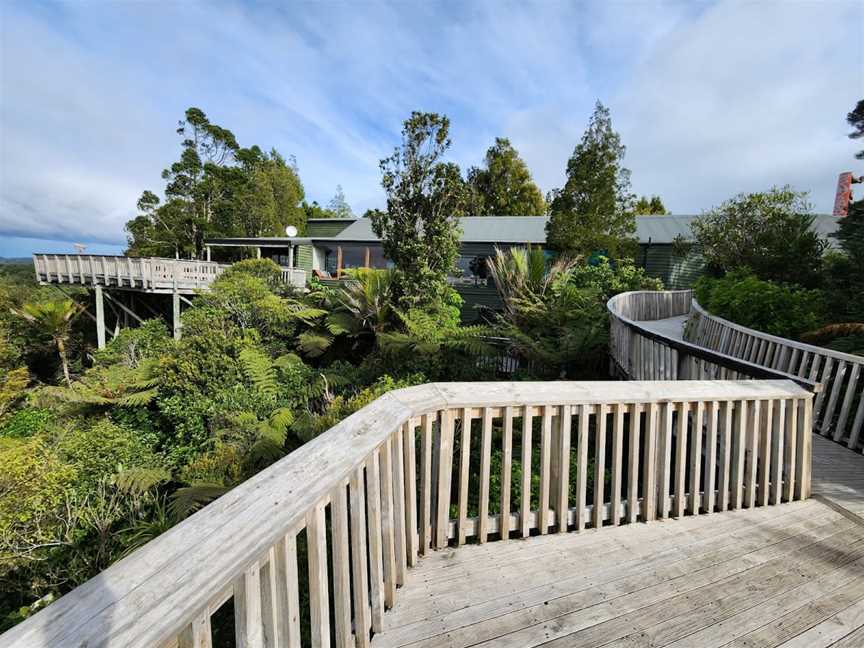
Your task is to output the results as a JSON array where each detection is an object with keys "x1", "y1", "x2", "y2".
[{"x1": 285, "y1": 225, "x2": 298, "y2": 237}]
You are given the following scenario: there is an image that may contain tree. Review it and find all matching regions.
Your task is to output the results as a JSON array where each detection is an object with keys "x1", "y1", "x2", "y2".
[
  {"x1": 466, "y1": 138, "x2": 546, "y2": 215},
  {"x1": 546, "y1": 101, "x2": 636, "y2": 258},
  {"x1": 691, "y1": 186, "x2": 827, "y2": 287},
  {"x1": 371, "y1": 112, "x2": 467, "y2": 311},
  {"x1": 326, "y1": 185, "x2": 354, "y2": 219},
  {"x1": 633, "y1": 195, "x2": 668, "y2": 215},
  {"x1": 11, "y1": 300, "x2": 81, "y2": 386},
  {"x1": 126, "y1": 109, "x2": 306, "y2": 257},
  {"x1": 303, "y1": 201, "x2": 336, "y2": 220},
  {"x1": 848, "y1": 99, "x2": 864, "y2": 160}
]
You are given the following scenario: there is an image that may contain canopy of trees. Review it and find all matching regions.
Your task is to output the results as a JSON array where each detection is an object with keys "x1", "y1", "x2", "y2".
[
  {"x1": 546, "y1": 101, "x2": 636, "y2": 258},
  {"x1": 466, "y1": 138, "x2": 546, "y2": 215},
  {"x1": 125, "y1": 108, "x2": 306, "y2": 259},
  {"x1": 633, "y1": 195, "x2": 668, "y2": 215}
]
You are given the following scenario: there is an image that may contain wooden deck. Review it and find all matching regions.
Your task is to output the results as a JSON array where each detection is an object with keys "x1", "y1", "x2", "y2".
[{"x1": 372, "y1": 436, "x2": 864, "y2": 648}]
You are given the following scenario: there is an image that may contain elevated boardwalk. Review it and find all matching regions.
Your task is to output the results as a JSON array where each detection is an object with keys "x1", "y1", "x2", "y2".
[{"x1": 372, "y1": 438, "x2": 864, "y2": 648}]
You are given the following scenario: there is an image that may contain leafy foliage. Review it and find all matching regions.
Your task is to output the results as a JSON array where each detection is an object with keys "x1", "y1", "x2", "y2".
[
  {"x1": 691, "y1": 186, "x2": 827, "y2": 287},
  {"x1": 694, "y1": 271, "x2": 826, "y2": 339},
  {"x1": 546, "y1": 101, "x2": 636, "y2": 259},
  {"x1": 633, "y1": 195, "x2": 668, "y2": 215},
  {"x1": 372, "y1": 111, "x2": 466, "y2": 311},
  {"x1": 466, "y1": 138, "x2": 546, "y2": 216}
]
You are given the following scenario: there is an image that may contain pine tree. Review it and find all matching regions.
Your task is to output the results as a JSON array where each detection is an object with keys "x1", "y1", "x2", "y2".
[
  {"x1": 545, "y1": 101, "x2": 636, "y2": 258},
  {"x1": 466, "y1": 138, "x2": 546, "y2": 215}
]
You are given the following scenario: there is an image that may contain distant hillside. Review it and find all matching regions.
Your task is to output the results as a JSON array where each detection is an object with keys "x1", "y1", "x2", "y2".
[{"x1": 0, "y1": 257, "x2": 31, "y2": 264}]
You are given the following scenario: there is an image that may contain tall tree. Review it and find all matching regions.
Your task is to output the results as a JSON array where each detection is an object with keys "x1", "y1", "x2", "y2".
[
  {"x1": 326, "y1": 185, "x2": 354, "y2": 219},
  {"x1": 545, "y1": 101, "x2": 636, "y2": 258},
  {"x1": 691, "y1": 186, "x2": 826, "y2": 287},
  {"x1": 126, "y1": 109, "x2": 305, "y2": 257},
  {"x1": 633, "y1": 195, "x2": 668, "y2": 215},
  {"x1": 371, "y1": 112, "x2": 466, "y2": 311},
  {"x1": 466, "y1": 138, "x2": 546, "y2": 215},
  {"x1": 848, "y1": 99, "x2": 864, "y2": 160},
  {"x1": 11, "y1": 300, "x2": 81, "y2": 386}
]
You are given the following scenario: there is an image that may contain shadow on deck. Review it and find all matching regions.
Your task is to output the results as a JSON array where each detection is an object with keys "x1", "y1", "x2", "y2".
[{"x1": 372, "y1": 437, "x2": 864, "y2": 648}]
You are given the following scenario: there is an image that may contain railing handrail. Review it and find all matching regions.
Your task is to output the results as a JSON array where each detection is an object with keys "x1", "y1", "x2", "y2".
[
  {"x1": 690, "y1": 298, "x2": 864, "y2": 366},
  {"x1": 0, "y1": 379, "x2": 810, "y2": 648},
  {"x1": 606, "y1": 291, "x2": 818, "y2": 391}
]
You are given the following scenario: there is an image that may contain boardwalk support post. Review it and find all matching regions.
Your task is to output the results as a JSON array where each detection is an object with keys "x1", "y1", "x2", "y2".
[{"x1": 95, "y1": 285, "x2": 106, "y2": 350}]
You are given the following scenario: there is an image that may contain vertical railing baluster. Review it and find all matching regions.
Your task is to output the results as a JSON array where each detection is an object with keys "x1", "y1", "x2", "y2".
[
  {"x1": 556, "y1": 405, "x2": 572, "y2": 533},
  {"x1": 306, "y1": 504, "x2": 330, "y2": 648},
  {"x1": 349, "y1": 468, "x2": 371, "y2": 648},
  {"x1": 643, "y1": 403, "x2": 658, "y2": 522},
  {"x1": 797, "y1": 398, "x2": 813, "y2": 499},
  {"x1": 331, "y1": 485, "x2": 353, "y2": 647},
  {"x1": 689, "y1": 402, "x2": 704, "y2": 515},
  {"x1": 593, "y1": 404, "x2": 608, "y2": 529},
  {"x1": 745, "y1": 400, "x2": 760, "y2": 508},
  {"x1": 627, "y1": 403, "x2": 641, "y2": 524},
  {"x1": 402, "y1": 422, "x2": 418, "y2": 565},
  {"x1": 392, "y1": 430, "x2": 407, "y2": 587},
  {"x1": 478, "y1": 408, "x2": 493, "y2": 543},
  {"x1": 611, "y1": 403, "x2": 624, "y2": 526},
  {"x1": 234, "y1": 563, "x2": 264, "y2": 648},
  {"x1": 420, "y1": 414, "x2": 433, "y2": 554},
  {"x1": 772, "y1": 399, "x2": 786, "y2": 506},
  {"x1": 520, "y1": 407, "x2": 533, "y2": 537},
  {"x1": 435, "y1": 410, "x2": 454, "y2": 548},
  {"x1": 573, "y1": 404, "x2": 589, "y2": 531},
  {"x1": 759, "y1": 400, "x2": 774, "y2": 507},
  {"x1": 365, "y1": 452, "x2": 385, "y2": 629},
  {"x1": 732, "y1": 401, "x2": 747, "y2": 510},
  {"x1": 784, "y1": 398, "x2": 798, "y2": 502},
  {"x1": 274, "y1": 532, "x2": 301, "y2": 648},
  {"x1": 457, "y1": 408, "x2": 472, "y2": 545},
  {"x1": 705, "y1": 401, "x2": 719, "y2": 514},
  {"x1": 674, "y1": 402, "x2": 689, "y2": 518},
  {"x1": 260, "y1": 548, "x2": 280, "y2": 648},
  {"x1": 538, "y1": 406, "x2": 553, "y2": 534},
  {"x1": 659, "y1": 402, "x2": 674, "y2": 519},
  {"x1": 178, "y1": 611, "x2": 212, "y2": 648},
  {"x1": 380, "y1": 440, "x2": 396, "y2": 605},
  {"x1": 500, "y1": 406, "x2": 513, "y2": 540}
]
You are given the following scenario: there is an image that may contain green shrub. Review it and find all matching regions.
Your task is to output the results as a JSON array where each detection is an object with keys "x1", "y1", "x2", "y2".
[
  {"x1": 218, "y1": 258, "x2": 284, "y2": 292},
  {"x1": 694, "y1": 272, "x2": 826, "y2": 338},
  {"x1": 54, "y1": 418, "x2": 161, "y2": 492},
  {"x1": 0, "y1": 408, "x2": 53, "y2": 439}
]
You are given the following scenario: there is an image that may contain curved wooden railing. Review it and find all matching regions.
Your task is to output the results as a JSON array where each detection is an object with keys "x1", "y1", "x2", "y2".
[
  {"x1": 0, "y1": 381, "x2": 811, "y2": 648},
  {"x1": 607, "y1": 291, "x2": 816, "y2": 389},
  {"x1": 686, "y1": 300, "x2": 864, "y2": 452}
]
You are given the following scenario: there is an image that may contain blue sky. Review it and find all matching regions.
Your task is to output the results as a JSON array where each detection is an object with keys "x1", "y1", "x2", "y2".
[{"x1": 1, "y1": 0, "x2": 861, "y2": 257}]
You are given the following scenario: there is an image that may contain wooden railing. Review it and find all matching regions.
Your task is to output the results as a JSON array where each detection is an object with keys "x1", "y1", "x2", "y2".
[
  {"x1": 686, "y1": 299, "x2": 864, "y2": 453},
  {"x1": 33, "y1": 254, "x2": 308, "y2": 293},
  {"x1": 0, "y1": 380, "x2": 812, "y2": 648}
]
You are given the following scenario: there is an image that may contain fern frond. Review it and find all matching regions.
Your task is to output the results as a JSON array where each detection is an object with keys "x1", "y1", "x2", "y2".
[
  {"x1": 170, "y1": 483, "x2": 231, "y2": 520},
  {"x1": 298, "y1": 332, "x2": 333, "y2": 358},
  {"x1": 114, "y1": 466, "x2": 171, "y2": 494},
  {"x1": 115, "y1": 387, "x2": 158, "y2": 406},
  {"x1": 239, "y1": 347, "x2": 278, "y2": 399},
  {"x1": 268, "y1": 407, "x2": 294, "y2": 433}
]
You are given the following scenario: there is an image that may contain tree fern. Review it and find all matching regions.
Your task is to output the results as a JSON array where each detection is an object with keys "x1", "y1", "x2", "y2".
[{"x1": 238, "y1": 347, "x2": 278, "y2": 400}]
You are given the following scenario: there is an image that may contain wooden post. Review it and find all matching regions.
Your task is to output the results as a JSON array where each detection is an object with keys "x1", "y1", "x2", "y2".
[
  {"x1": 206, "y1": 246, "x2": 211, "y2": 262},
  {"x1": 288, "y1": 245, "x2": 294, "y2": 268},
  {"x1": 256, "y1": 247, "x2": 262, "y2": 259},
  {"x1": 95, "y1": 285, "x2": 106, "y2": 350},
  {"x1": 364, "y1": 247, "x2": 370, "y2": 269},
  {"x1": 336, "y1": 246, "x2": 343, "y2": 278},
  {"x1": 173, "y1": 291, "x2": 182, "y2": 341}
]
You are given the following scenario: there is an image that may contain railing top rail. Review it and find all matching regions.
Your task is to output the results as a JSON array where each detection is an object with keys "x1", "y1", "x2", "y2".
[
  {"x1": 691, "y1": 299, "x2": 864, "y2": 366},
  {"x1": 0, "y1": 379, "x2": 808, "y2": 648}
]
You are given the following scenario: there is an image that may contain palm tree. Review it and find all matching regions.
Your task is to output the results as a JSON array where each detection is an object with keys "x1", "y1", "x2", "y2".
[{"x1": 12, "y1": 300, "x2": 81, "y2": 386}]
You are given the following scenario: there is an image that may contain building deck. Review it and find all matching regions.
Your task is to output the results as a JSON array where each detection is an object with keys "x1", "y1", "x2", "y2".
[{"x1": 372, "y1": 436, "x2": 864, "y2": 648}]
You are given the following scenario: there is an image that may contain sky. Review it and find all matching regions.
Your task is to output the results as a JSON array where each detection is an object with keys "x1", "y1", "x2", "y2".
[{"x1": 0, "y1": 0, "x2": 861, "y2": 258}]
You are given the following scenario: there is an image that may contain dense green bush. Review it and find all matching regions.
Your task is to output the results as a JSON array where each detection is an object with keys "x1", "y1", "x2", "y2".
[{"x1": 694, "y1": 271, "x2": 826, "y2": 338}]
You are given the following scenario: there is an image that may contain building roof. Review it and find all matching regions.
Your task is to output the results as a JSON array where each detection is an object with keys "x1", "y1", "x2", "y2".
[
  {"x1": 326, "y1": 214, "x2": 842, "y2": 246},
  {"x1": 205, "y1": 214, "x2": 841, "y2": 247}
]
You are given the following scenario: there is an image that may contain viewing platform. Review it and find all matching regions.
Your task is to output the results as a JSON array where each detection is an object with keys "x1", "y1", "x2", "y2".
[
  {"x1": 32, "y1": 253, "x2": 308, "y2": 294},
  {"x1": 3, "y1": 292, "x2": 864, "y2": 648}
]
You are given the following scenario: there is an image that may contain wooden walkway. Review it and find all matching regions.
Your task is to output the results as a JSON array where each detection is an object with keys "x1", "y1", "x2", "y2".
[{"x1": 372, "y1": 437, "x2": 864, "y2": 648}]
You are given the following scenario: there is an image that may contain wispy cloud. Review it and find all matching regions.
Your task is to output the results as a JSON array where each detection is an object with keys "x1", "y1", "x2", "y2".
[{"x1": 1, "y1": 0, "x2": 861, "y2": 255}]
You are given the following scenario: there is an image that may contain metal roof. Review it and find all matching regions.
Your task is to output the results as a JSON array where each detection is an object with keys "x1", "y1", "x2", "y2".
[
  {"x1": 327, "y1": 214, "x2": 841, "y2": 245},
  {"x1": 204, "y1": 214, "x2": 841, "y2": 247}
]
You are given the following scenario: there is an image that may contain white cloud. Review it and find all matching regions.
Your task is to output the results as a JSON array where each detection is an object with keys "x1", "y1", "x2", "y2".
[{"x1": 0, "y1": 0, "x2": 860, "y2": 250}]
